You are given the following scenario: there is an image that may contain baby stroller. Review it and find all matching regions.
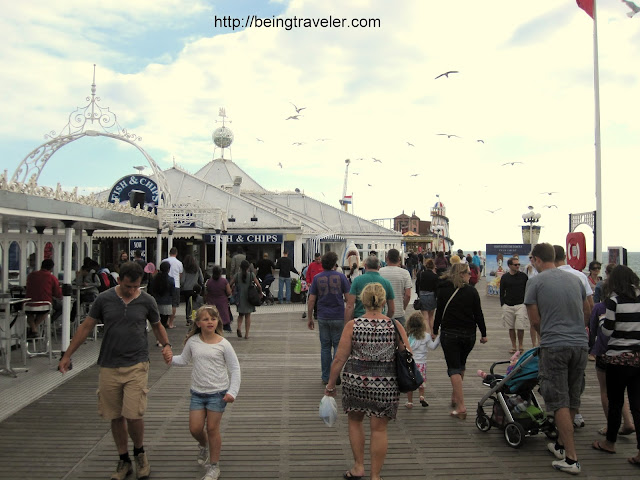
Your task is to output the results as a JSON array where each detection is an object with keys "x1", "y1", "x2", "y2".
[
  {"x1": 259, "y1": 274, "x2": 276, "y2": 305},
  {"x1": 475, "y1": 347, "x2": 557, "y2": 448}
]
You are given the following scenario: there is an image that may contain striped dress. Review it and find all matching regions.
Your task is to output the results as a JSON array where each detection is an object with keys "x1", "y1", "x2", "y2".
[{"x1": 341, "y1": 317, "x2": 399, "y2": 419}]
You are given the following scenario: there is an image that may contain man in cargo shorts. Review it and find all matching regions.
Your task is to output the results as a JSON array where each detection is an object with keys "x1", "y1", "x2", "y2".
[
  {"x1": 524, "y1": 243, "x2": 589, "y2": 475},
  {"x1": 59, "y1": 262, "x2": 172, "y2": 480}
]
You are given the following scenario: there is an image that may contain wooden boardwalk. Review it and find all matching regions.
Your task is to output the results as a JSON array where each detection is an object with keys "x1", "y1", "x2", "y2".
[{"x1": 0, "y1": 278, "x2": 638, "y2": 480}]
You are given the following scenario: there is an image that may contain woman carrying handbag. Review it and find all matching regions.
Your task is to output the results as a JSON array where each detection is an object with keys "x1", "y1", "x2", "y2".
[{"x1": 433, "y1": 263, "x2": 487, "y2": 419}]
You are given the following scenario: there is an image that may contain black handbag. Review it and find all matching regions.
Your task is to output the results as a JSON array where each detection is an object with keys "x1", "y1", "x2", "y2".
[
  {"x1": 393, "y1": 321, "x2": 424, "y2": 393},
  {"x1": 413, "y1": 298, "x2": 422, "y2": 310},
  {"x1": 247, "y1": 274, "x2": 262, "y2": 306}
]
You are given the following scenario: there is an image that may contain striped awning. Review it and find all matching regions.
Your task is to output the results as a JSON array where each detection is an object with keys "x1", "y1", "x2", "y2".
[{"x1": 305, "y1": 233, "x2": 346, "y2": 264}]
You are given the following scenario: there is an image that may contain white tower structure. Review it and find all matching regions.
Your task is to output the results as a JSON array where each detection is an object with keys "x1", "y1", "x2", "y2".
[
  {"x1": 430, "y1": 201, "x2": 453, "y2": 252},
  {"x1": 212, "y1": 108, "x2": 234, "y2": 160}
]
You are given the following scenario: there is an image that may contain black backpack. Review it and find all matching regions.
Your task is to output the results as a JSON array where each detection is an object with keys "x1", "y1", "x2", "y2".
[{"x1": 97, "y1": 271, "x2": 117, "y2": 292}]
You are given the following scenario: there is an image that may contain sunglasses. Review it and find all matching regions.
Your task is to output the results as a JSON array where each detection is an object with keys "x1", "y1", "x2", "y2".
[{"x1": 512, "y1": 263, "x2": 520, "y2": 267}]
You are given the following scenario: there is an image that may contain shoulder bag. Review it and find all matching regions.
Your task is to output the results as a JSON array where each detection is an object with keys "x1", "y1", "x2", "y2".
[
  {"x1": 393, "y1": 320, "x2": 424, "y2": 393},
  {"x1": 247, "y1": 273, "x2": 262, "y2": 306},
  {"x1": 441, "y1": 287, "x2": 460, "y2": 323}
]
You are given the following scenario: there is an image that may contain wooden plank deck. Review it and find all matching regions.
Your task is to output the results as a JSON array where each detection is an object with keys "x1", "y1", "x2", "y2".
[{"x1": 0, "y1": 278, "x2": 638, "y2": 480}]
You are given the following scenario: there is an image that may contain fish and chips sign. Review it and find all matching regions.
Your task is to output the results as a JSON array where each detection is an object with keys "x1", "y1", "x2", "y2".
[
  {"x1": 108, "y1": 175, "x2": 159, "y2": 210},
  {"x1": 203, "y1": 233, "x2": 283, "y2": 244}
]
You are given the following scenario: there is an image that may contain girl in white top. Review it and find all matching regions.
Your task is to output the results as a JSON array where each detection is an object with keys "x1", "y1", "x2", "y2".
[
  {"x1": 405, "y1": 312, "x2": 440, "y2": 408},
  {"x1": 170, "y1": 305, "x2": 241, "y2": 480}
]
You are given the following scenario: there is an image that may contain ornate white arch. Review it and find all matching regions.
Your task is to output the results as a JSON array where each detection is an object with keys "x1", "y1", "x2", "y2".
[{"x1": 10, "y1": 65, "x2": 171, "y2": 207}]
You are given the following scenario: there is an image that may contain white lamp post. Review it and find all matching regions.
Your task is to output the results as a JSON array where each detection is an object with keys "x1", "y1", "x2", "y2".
[{"x1": 522, "y1": 207, "x2": 541, "y2": 245}]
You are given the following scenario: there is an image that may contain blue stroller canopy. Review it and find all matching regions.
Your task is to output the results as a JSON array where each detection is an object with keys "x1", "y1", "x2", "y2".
[{"x1": 504, "y1": 348, "x2": 539, "y2": 393}]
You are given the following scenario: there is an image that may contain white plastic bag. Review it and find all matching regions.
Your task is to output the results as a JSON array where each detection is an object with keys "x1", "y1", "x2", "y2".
[{"x1": 319, "y1": 395, "x2": 338, "y2": 427}]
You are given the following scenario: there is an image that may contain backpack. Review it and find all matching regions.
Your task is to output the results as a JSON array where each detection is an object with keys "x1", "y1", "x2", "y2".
[
  {"x1": 469, "y1": 265, "x2": 479, "y2": 286},
  {"x1": 97, "y1": 271, "x2": 117, "y2": 292}
]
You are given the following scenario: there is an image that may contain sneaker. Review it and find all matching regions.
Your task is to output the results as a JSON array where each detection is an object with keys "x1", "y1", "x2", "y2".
[
  {"x1": 552, "y1": 459, "x2": 581, "y2": 475},
  {"x1": 302, "y1": 312, "x2": 307, "y2": 318},
  {"x1": 110, "y1": 460, "x2": 133, "y2": 480},
  {"x1": 202, "y1": 463, "x2": 220, "y2": 480},
  {"x1": 197, "y1": 444, "x2": 209, "y2": 465},
  {"x1": 573, "y1": 413, "x2": 585, "y2": 428},
  {"x1": 548, "y1": 442, "x2": 566, "y2": 460},
  {"x1": 134, "y1": 452, "x2": 151, "y2": 479}
]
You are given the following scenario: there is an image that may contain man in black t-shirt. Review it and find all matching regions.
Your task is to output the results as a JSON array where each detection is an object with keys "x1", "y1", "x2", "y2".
[
  {"x1": 499, "y1": 257, "x2": 529, "y2": 353},
  {"x1": 275, "y1": 251, "x2": 298, "y2": 303},
  {"x1": 256, "y1": 253, "x2": 275, "y2": 282}
]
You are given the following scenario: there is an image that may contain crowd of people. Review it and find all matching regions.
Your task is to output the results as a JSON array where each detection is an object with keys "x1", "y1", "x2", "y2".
[{"x1": 49, "y1": 243, "x2": 638, "y2": 480}]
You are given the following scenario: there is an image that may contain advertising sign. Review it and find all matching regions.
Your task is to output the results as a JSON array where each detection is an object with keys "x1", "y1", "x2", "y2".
[
  {"x1": 108, "y1": 174, "x2": 159, "y2": 210},
  {"x1": 203, "y1": 233, "x2": 283, "y2": 244},
  {"x1": 485, "y1": 244, "x2": 532, "y2": 296},
  {"x1": 129, "y1": 239, "x2": 147, "y2": 262}
]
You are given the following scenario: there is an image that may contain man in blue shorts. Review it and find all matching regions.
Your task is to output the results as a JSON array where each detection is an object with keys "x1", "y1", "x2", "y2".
[{"x1": 525, "y1": 243, "x2": 589, "y2": 475}]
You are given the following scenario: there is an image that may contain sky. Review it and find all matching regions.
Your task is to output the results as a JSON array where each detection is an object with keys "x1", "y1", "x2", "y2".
[{"x1": 1, "y1": 0, "x2": 639, "y2": 251}]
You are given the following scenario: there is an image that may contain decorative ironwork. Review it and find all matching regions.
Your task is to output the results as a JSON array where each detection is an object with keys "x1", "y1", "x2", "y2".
[
  {"x1": 159, "y1": 204, "x2": 225, "y2": 230},
  {"x1": 570, "y1": 211, "x2": 596, "y2": 232},
  {"x1": 10, "y1": 65, "x2": 172, "y2": 208}
]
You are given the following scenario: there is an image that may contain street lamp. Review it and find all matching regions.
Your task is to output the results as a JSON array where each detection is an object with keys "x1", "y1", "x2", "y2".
[
  {"x1": 432, "y1": 225, "x2": 445, "y2": 252},
  {"x1": 522, "y1": 207, "x2": 541, "y2": 245}
]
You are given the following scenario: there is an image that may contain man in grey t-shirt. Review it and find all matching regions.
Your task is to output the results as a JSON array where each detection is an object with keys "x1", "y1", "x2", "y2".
[
  {"x1": 59, "y1": 262, "x2": 171, "y2": 480},
  {"x1": 524, "y1": 243, "x2": 589, "y2": 475}
]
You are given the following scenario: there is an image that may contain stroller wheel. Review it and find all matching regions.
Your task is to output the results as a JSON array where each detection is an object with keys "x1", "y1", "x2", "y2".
[
  {"x1": 475, "y1": 414, "x2": 491, "y2": 432},
  {"x1": 504, "y1": 422, "x2": 526, "y2": 448}
]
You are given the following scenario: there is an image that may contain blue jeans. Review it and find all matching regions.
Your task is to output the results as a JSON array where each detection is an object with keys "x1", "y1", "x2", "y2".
[
  {"x1": 318, "y1": 318, "x2": 344, "y2": 382},
  {"x1": 278, "y1": 277, "x2": 292, "y2": 303}
]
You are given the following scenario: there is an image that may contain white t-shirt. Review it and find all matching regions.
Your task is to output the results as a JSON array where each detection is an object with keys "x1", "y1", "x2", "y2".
[
  {"x1": 171, "y1": 336, "x2": 241, "y2": 397},
  {"x1": 379, "y1": 266, "x2": 413, "y2": 317},
  {"x1": 558, "y1": 264, "x2": 593, "y2": 296},
  {"x1": 162, "y1": 256, "x2": 184, "y2": 288},
  {"x1": 409, "y1": 334, "x2": 441, "y2": 364}
]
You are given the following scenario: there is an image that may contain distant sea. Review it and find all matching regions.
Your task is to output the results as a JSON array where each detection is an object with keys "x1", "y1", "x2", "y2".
[{"x1": 588, "y1": 252, "x2": 640, "y2": 274}]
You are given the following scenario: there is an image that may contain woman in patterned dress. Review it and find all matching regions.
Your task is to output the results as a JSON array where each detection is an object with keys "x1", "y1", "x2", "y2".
[{"x1": 325, "y1": 282, "x2": 410, "y2": 480}]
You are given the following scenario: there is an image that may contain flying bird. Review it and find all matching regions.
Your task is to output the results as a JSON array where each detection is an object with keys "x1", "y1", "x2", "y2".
[
  {"x1": 352, "y1": 172, "x2": 360, "y2": 175},
  {"x1": 133, "y1": 165, "x2": 145, "y2": 172},
  {"x1": 410, "y1": 174, "x2": 419, "y2": 177},
  {"x1": 292, "y1": 142, "x2": 304, "y2": 146},
  {"x1": 406, "y1": 141, "x2": 415, "y2": 147},
  {"x1": 621, "y1": 0, "x2": 640, "y2": 17},
  {"x1": 437, "y1": 133, "x2": 460, "y2": 139},
  {"x1": 277, "y1": 162, "x2": 283, "y2": 169},
  {"x1": 372, "y1": 158, "x2": 382, "y2": 163},
  {"x1": 285, "y1": 115, "x2": 301, "y2": 120},
  {"x1": 435, "y1": 70, "x2": 459, "y2": 79},
  {"x1": 543, "y1": 204, "x2": 558, "y2": 208},
  {"x1": 502, "y1": 161, "x2": 523, "y2": 166},
  {"x1": 540, "y1": 191, "x2": 558, "y2": 196},
  {"x1": 486, "y1": 208, "x2": 502, "y2": 214},
  {"x1": 290, "y1": 102, "x2": 306, "y2": 113},
  {"x1": 476, "y1": 139, "x2": 485, "y2": 143},
  {"x1": 316, "y1": 138, "x2": 329, "y2": 142},
  {"x1": 367, "y1": 184, "x2": 373, "y2": 187},
  {"x1": 256, "y1": 138, "x2": 264, "y2": 142}
]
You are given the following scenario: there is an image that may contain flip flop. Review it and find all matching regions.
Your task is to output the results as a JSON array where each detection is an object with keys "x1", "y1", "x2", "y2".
[
  {"x1": 343, "y1": 471, "x2": 363, "y2": 480},
  {"x1": 628, "y1": 456, "x2": 640, "y2": 467},
  {"x1": 592, "y1": 440, "x2": 615, "y2": 454},
  {"x1": 598, "y1": 426, "x2": 607, "y2": 435},
  {"x1": 619, "y1": 427, "x2": 636, "y2": 436},
  {"x1": 509, "y1": 348, "x2": 517, "y2": 354}
]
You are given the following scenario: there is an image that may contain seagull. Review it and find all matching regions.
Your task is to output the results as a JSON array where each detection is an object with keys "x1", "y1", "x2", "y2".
[
  {"x1": 437, "y1": 133, "x2": 460, "y2": 139},
  {"x1": 540, "y1": 191, "x2": 558, "y2": 196},
  {"x1": 133, "y1": 165, "x2": 145, "y2": 172},
  {"x1": 354, "y1": 157, "x2": 365, "y2": 161},
  {"x1": 316, "y1": 138, "x2": 329, "y2": 142},
  {"x1": 502, "y1": 161, "x2": 524, "y2": 166},
  {"x1": 352, "y1": 172, "x2": 360, "y2": 175},
  {"x1": 486, "y1": 208, "x2": 502, "y2": 213},
  {"x1": 290, "y1": 102, "x2": 306, "y2": 113},
  {"x1": 292, "y1": 142, "x2": 304, "y2": 146},
  {"x1": 256, "y1": 138, "x2": 264, "y2": 142},
  {"x1": 543, "y1": 204, "x2": 558, "y2": 208},
  {"x1": 621, "y1": 0, "x2": 640, "y2": 17},
  {"x1": 476, "y1": 139, "x2": 485, "y2": 143},
  {"x1": 277, "y1": 162, "x2": 283, "y2": 169},
  {"x1": 285, "y1": 115, "x2": 301, "y2": 120},
  {"x1": 435, "y1": 70, "x2": 459, "y2": 79},
  {"x1": 406, "y1": 141, "x2": 415, "y2": 147},
  {"x1": 367, "y1": 184, "x2": 373, "y2": 187},
  {"x1": 372, "y1": 158, "x2": 382, "y2": 163},
  {"x1": 410, "y1": 174, "x2": 419, "y2": 177}
]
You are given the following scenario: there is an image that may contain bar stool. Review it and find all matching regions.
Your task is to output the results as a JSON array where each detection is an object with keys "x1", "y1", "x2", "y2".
[
  {"x1": 0, "y1": 293, "x2": 28, "y2": 368},
  {"x1": 24, "y1": 301, "x2": 53, "y2": 364}
]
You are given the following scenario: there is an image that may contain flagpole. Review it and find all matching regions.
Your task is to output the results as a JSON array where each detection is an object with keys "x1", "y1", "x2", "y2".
[{"x1": 593, "y1": 0, "x2": 603, "y2": 263}]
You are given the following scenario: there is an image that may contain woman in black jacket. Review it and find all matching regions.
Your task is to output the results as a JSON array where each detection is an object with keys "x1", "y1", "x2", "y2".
[{"x1": 433, "y1": 263, "x2": 488, "y2": 419}]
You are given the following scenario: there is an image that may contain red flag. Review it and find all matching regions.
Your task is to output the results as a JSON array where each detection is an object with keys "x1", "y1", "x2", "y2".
[{"x1": 576, "y1": 0, "x2": 594, "y2": 18}]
